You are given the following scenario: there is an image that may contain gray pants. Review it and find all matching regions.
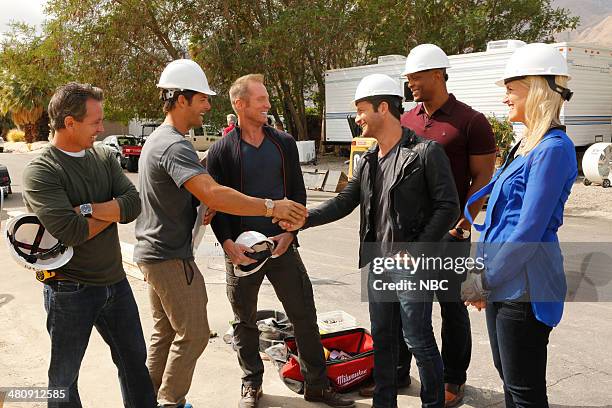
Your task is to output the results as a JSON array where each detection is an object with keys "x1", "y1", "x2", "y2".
[{"x1": 225, "y1": 246, "x2": 328, "y2": 390}]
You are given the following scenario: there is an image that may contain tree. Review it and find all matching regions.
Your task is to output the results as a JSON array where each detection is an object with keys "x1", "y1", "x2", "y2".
[
  {"x1": 0, "y1": 114, "x2": 14, "y2": 139},
  {"x1": 41, "y1": 0, "x2": 578, "y2": 140},
  {"x1": 45, "y1": 0, "x2": 205, "y2": 123},
  {"x1": 359, "y1": 0, "x2": 579, "y2": 57},
  {"x1": 0, "y1": 23, "x2": 67, "y2": 143}
]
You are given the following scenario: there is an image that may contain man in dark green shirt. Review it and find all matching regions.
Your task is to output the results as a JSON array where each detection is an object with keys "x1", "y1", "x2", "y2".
[{"x1": 22, "y1": 83, "x2": 156, "y2": 408}]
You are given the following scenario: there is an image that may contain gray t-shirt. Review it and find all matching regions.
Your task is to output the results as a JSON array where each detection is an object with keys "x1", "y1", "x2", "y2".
[
  {"x1": 372, "y1": 141, "x2": 400, "y2": 246},
  {"x1": 134, "y1": 125, "x2": 207, "y2": 262},
  {"x1": 240, "y1": 137, "x2": 284, "y2": 237}
]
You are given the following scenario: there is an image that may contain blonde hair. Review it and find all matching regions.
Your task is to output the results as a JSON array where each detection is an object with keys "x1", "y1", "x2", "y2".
[
  {"x1": 517, "y1": 75, "x2": 568, "y2": 155},
  {"x1": 229, "y1": 74, "x2": 264, "y2": 110}
]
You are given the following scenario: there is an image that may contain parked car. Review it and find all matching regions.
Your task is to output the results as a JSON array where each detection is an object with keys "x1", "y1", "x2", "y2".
[
  {"x1": 102, "y1": 134, "x2": 141, "y2": 170},
  {"x1": 0, "y1": 163, "x2": 12, "y2": 197},
  {"x1": 0, "y1": 136, "x2": 4, "y2": 153},
  {"x1": 118, "y1": 123, "x2": 161, "y2": 173}
]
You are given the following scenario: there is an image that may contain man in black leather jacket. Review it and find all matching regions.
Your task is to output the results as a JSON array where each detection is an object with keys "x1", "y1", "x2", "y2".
[{"x1": 285, "y1": 74, "x2": 459, "y2": 408}]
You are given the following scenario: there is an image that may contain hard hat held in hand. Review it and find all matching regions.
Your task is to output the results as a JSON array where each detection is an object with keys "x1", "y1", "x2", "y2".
[
  {"x1": 401, "y1": 44, "x2": 451, "y2": 76},
  {"x1": 157, "y1": 59, "x2": 216, "y2": 96},
  {"x1": 354, "y1": 74, "x2": 403, "y2": 103},
  {"x1": 234, "y1": 231, "x2": 276, "y2": 277},
  {"x1": 5, "y1": 214, "x2": 73, "y2": 271},
  {"x1": 496, "y1": 43, "x2": 570, "y2": 86}
]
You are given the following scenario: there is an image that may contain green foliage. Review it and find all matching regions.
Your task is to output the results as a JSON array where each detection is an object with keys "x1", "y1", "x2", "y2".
[
  {"x1": 0, "y1": 22, "x2": 68, "y2": 141},
  {"x1": 360, "y1": 0, "x2": 579, "y2": 58},
  {"x1": 487, "y1": 115, "x2": 516, "y2": 160}
]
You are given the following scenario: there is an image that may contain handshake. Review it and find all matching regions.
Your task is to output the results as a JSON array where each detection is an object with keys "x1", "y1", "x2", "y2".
[{"x1": 269, "y1": 198, "x2": 307, "y2": 231}]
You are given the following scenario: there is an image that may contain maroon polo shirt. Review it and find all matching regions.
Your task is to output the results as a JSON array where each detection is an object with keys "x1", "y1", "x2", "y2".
[{"x1": 400, "y1": 93, "x2": 495, "y2": 210}]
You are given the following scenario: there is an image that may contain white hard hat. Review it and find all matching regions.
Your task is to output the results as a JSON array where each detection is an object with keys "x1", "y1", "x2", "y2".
[
  {"x1": 234, "y1": 231, "x2": 276, "y2": 277},
  {"x1": 5, "y1": 214, "x2": 73, "y2": 271},
  {"x1": 354, "y1": 74, "x2": 403, "y2": 103},
  {"x1": 157, "y1": 59, "x2": 216, "y2": 97},
  {"x1": 401, "y1": 44, "x2": 450, "y2": 76},
  {"x1": 496, "y1": 43, "x2": 571, "y2": 86}
]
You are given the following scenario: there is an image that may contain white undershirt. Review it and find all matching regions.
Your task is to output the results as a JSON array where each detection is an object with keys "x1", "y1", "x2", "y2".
[{"x1": 57, "y1": 147, "x2": 86, "y2": 158}]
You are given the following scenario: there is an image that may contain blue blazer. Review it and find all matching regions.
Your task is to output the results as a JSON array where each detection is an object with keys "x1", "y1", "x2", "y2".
[{"x1": 465, "y1": 128, "x2": 577, "y2": 327}]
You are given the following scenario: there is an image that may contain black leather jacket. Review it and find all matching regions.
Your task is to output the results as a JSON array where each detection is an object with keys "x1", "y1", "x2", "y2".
[{"x1": 307, "y1": 127, "x2": 460, "y2": 267}]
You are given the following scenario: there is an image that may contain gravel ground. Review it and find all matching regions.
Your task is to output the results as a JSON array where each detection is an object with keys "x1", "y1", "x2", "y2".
[
  {"x1": 565, "y1": 177, "x2": 612, "y2": 219},
  {"x1": 301, "y1": 153, "x2": 350, "y2": 173}
]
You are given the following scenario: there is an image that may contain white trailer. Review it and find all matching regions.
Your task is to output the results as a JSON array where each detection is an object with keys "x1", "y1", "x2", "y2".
[{"x1": 324, "y1": 41, "x2": 612, "y2": 148}]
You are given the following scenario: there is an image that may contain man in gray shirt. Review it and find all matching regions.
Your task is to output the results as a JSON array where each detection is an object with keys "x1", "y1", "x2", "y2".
[{"x1": 135, "y1": 59, "x2": 306, "y2": 408}]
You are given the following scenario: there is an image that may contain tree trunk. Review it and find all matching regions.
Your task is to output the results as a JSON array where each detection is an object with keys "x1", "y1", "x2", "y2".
[
  {"x1": 21, "y1": 123, "x2": 39, "y2": 144},
  {"x1": 35, "y1": 112, "x2": 50, "y2": 142}
]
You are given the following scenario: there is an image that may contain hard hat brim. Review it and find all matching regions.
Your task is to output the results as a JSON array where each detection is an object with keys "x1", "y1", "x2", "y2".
[
  {"x1": 496, "y1": 73, "x2": 571, "y2": 87},
  {"x1": 156, "y1": 83, "x2": 217, "y2": 96},
  {"x1": 400, "y1": 63, "x2": 451, "y2": 77}
]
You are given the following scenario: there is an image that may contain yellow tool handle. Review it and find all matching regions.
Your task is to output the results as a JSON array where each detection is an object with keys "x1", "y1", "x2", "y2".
[{"x1": 35, "y1": 270, "x2": 56, "y2": 282}]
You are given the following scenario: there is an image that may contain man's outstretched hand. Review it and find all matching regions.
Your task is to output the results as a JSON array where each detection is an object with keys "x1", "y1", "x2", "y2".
[
  {"x1": 271, "y1": 198, "x2": 307, "y2": 226},
  {"x1": 273, "y1": 217, "x2": 305, "y2": 232}
]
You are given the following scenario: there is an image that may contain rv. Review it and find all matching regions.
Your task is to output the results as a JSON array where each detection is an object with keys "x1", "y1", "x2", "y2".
[
  {"x1": 324, "y1": 41, "x2": 612, "y2": 149},
  {"x1": 186, "y1": 124, "x2": 222, "y2": 151}
]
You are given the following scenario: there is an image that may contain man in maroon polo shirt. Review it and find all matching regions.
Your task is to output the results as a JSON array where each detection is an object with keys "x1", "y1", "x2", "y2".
[{"x1": 365, "y1": 44, "x2": 495, "y2": 407}]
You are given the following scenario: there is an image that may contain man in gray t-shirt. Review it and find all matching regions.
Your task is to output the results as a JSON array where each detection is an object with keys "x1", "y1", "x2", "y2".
[
  {"x1": 135, "y1": 124, "x2": 207, "y2": 262},
  {"x1": 136, "y1": 59, "x2": 307, "y2": 408}
]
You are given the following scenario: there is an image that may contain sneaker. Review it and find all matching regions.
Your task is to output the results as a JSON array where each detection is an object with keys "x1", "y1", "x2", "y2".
[
  {"x1": 444, "y1": 383, "x2": 465, "y2": 408},
  {"x1": 304, "y1": 386, "x2": 355, "y2": 407},
  {"x1": 239, "y1": 385, "x2": 263, "y2": 408},
  {"x1": 358, "y1": 375, "x2": 411, "y2": 397}
]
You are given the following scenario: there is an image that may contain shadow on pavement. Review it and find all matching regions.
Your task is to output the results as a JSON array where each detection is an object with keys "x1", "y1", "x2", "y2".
[
  {"x1": 258, "y1": 393, "x2": 371, "y2": 407},
  {"x1": 0, "y1": 294, "x2": 14, "y2": 308}
]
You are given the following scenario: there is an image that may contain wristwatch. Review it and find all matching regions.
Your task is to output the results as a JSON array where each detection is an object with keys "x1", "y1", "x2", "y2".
[
  {"x1": 455, "y1": 227, "x2": 471, "y2": 239},
  {"x1": 264, "y1": 199, "x2": 274, "y2": 217},
  {"x1": 79, "y1": 203, "x2": 93, "y2": 218}
]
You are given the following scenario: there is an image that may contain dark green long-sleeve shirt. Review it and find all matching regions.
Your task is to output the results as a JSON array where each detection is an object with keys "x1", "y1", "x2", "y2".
[{"x1": 22, "y1": 145, "x2": 141, "y2": 285}]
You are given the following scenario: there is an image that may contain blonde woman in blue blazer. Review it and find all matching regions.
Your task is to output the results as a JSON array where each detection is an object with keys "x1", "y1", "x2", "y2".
[{"x1": 461, "y1": 43, "x2": 577, "y2": 407}]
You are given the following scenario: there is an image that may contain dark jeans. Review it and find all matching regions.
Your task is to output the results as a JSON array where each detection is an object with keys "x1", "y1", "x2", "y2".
[
  {"x1": 43, "y1": 278, "x2": 156, "y2": 408},
  {"x1": 368, "y1": 271, "x2": 444, "y2": 408},
  {"x1": 225, "y1": 246, "x2": 328, "y2": 390},
  {"x1": 486, "y1": 301, "x2": 553, "y2": 408},
  {"x1": 402, "y1": 234, "x2": 472, "y2": 385}
]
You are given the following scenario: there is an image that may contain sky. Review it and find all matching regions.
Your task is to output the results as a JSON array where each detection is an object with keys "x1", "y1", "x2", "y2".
[{"x1": 0, "y1": 0, "x2": 47, "y2": 36}]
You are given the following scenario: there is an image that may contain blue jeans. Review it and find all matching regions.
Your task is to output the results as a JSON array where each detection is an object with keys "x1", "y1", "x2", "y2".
[
  {"x1": 486, "y1": 301, "x2": 552, "y2": 408},
  {"x1": 43, "y1": 278, "x2": 156, "y2": 408},
  {"x1": 368, "y1": 271, "x2": 444, "y2": 408},
  {"x1": 402, "y1": 235, "x2": 473, "y2": 386}
]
